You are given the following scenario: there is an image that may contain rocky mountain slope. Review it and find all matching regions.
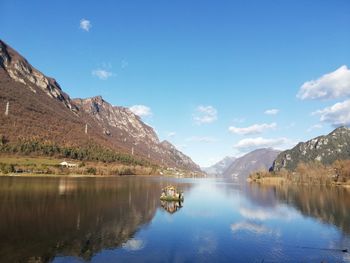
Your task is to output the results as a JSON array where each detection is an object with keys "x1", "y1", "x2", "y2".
[
  {"x1": 0, "y1": 39, "x2": 200, "y2": 172},
  {"x1": 272, "y1": 126, "x2": 350, "y2": 171},
  {"x1": 223, "y1": 148, "x2": 280, "y2": 180},
  {"x1": 202, "y1": 156, "x2": 236, "y2": 176}
]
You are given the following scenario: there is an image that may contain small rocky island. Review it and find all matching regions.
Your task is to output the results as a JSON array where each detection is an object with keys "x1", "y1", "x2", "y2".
[{"x1": 160, "y1": 186, "x2": 184, "y2": 201}]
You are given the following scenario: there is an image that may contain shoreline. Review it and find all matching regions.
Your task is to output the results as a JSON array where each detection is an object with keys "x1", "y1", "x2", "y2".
[
  {"x1": 248, "y1": 176, "x2": 350, "y2": 188},
  {"x1": 0, "y1": 173, "x2": 200, "y2": 179},
  {"x1": 0, "y1": 173, "x2": 136, "y2": 178}
]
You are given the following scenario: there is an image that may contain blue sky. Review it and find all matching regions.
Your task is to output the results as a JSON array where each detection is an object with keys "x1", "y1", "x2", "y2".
[{"x1": 1, "y1": 0, "x2": 350, "y2": 167}]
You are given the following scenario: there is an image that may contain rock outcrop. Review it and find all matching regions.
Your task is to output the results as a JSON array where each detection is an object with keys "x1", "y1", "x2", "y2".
[
  {"x1": 73, "y1": 96, "x2": 201, "y2": 171},
  {"x1": 0, "y1": 40, "x2": 77, "y2": 112},
  {"x1": 272, "y1": 126, "x2": 350, "y2": 171}
]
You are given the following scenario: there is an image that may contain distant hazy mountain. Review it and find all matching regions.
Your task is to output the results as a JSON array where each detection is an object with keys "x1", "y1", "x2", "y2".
[
  {"x1": 202, "y1": 156, "x2": 236, "y2": 176},
  {"x1": 0, "y1": 39, "x2": 200, "y2": 172},
  {"x1": 223, "y1": 148, "x2": 280, "y2": 180},
  {"x1": 272, "y1": 126, "x2": 350, "y2": 171}
]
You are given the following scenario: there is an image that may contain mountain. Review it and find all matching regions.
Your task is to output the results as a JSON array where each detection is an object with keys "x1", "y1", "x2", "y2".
[
  {"x1": 272, "y1": 126, "x2": 350, "y2": 171},
  {"x1": 202, "y1": 156, "x2": 236, "y2": 176},
  {"x1": 0, "y1": 39, "x2": 200, "y2": 172},
  {"x1": 223, "y1": 148, "x2": 280, "y2": 180}
]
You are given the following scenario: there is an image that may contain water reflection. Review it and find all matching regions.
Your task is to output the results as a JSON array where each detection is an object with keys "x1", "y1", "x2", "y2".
[
  {"x1": 0, "y1": 176, "x2": 192, "y2": 262},
  {"x1": 160, "y1": 201, "x2": 183, "y2": 214},
  {"x1": 245, "y1": 183, "x2": 350, "y2": 234},
  {"x1": 0, "y1": 177, "x2": 349, "y2": 262}
]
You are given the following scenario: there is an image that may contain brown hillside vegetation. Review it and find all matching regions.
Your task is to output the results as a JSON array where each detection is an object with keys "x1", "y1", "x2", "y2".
[
  {"x1": 0, "y1": 39, "x2": 201, "y2": 173},
  {"x1": 249, "y1": 160, "x2": 350, "y2": 186}
]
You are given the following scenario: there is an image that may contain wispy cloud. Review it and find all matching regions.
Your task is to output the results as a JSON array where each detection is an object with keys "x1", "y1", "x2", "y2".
[
  {"x1": 264, "y1": 109, "x2": 279, "y2": 115},
  {"x1": 167, "y1": 132, "x2": 176, "y2": 138},
  {"x1": 239, "y1": 207, "x2": 296, "y2": 221},
  {"x1": 307, "y1": 124, "x2": 323, "y2": 132},
  {"x1": 297, "y1": 65, "x2": 350, "y2": 100},
  {"x1": 228, "y1": 123, "x2": 277, "y2": 135},
  {"x1": 312, "y1": 99, "x2": 350, "y2": 127},
  {"x1": 79, "y1": 19, "x2": 91, "y2": 32},
  {"x1": 186, "y1": 136, "x2": 219, "y2": 143},
  {"x1": 121, "y1": 59, "x2": 129, "y2": 69},
  {"x1": 234, "y1": 137, "x2": 289, "y2": 151},
  {"x1": 232, "y1": 117, "x2": 246, "y2": 123},
  {"x1": 231, "y1": 221, "x2": 274, "y2": 235},
  {"x1": 193, "y1": 105, "x2": 217, "y2": 125},
  {"x1": 92, "y1": 69, "x2": 113, "y2": 80},
  {"x1": 129, "y1": 105, "x2": 152, "y2": 117}
]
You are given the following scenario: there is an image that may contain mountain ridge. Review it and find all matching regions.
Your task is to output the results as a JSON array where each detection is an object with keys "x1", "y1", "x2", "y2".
[
  {"x1": 223, "y1": 148, "x2": 281, "y2": 180},
  {"x1": 0, "y1": 39, "x2": 200, "y2": 172},
  {"x1": 272, "y1": 126, "x2": 350, "y2": 171},
  {"x1": 202, "y1": 156, "x2": 236, "y2": 176}
]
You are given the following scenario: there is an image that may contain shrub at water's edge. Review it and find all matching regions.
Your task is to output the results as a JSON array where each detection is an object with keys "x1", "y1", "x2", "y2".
[{"x1": 248, "y1": 160, "x2": 350, "y2": 186}]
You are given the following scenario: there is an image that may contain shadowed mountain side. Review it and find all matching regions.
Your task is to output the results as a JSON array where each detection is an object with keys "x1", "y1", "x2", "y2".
[
  {"x1": 223, "y1": 148, "x2": 280, "y2": 180},
  {"x1": 202, "y1": 156, "x2": 236, "y2": 176}
]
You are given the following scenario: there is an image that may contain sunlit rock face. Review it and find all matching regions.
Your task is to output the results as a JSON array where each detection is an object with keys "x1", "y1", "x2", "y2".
[
  {"x1": 272, "y1": 127, "x2": 350, "y2": 171},
  {"x1": 73, "y1": 96, "x2": 159, "y2": 145},
  {"x1": 0, "y1": 40, "x2": 77, "y2": 112},
  {"x1": 73, "y1": 97, "x2": 201, "y2": 172}
]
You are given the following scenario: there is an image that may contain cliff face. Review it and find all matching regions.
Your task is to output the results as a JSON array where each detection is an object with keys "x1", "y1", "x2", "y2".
[
  {"x1": 0, "y1": 39, "x2": 200, "y2": 172},
  {"x1": 73, "y1": 96, "x2": 159, "y2": 145},
  {"x1": 0, "y1": 40, "x2": 76, "y2": 112},
  {"x1": 73, "y1": 97, "x2": 201, "y2": 171},
  {"x1": 272, "y1": 127, "x2": 350, "y2": 171},
  {"x1": 159, "y1": 140, "x2": 201, "y2": 172}
]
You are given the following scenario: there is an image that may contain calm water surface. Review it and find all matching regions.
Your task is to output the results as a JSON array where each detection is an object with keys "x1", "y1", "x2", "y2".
[{"x1": 0, "y1": 176, "x2": 349, "y2": 262}]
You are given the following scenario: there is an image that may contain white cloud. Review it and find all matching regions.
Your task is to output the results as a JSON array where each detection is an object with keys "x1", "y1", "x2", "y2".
[
  {"x1": 186, "y1": 136, "x2": 219, "y2": 143},
  {"x1": 234, "y1": 137, "x2": 289, "y2": 151},
  {"x1": 92, "y1": 69, "x2": 113, "y2": 80},
  {"x1": 312, "y1": 99, "x2": 350, "y2": 127},
  {"x1": 306, "y1": 124, "x2": 323, "y2": 132},
  {"x1": 239, "y1": 207, "x2": 296, "y2": 221},
  {"x1": 167, "y1": 132, "x2": 176, "y2": 138},
  {"x1": 297, "y1": 65, "x2": 350, "y2": 100},
  {"x1": 129, "y1": 105, "x2": 152, "y2": 117},
  {"x1": 264, "y1": 109, "x2": 279, "y2": 115},
  {"x1": 79, "y1": 19, "x2": 91, "y2": 32},
  {"x1": 231, "y1": 222, "x2": 273, "y2": 235},
  {"x1": 193, "y1": 105, "x2": 217, "y2": 125},
  {"x1": 228, "y1": 123, "x2": 277, "y2": 135},
  {"x1": 122, "y1": 239, "x2": 145, "y2": 251}
]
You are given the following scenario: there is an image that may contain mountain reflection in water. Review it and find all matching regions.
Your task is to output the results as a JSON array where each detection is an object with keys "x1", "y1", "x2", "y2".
[
  {"x1": 0, "y1": 177, "x2": 349, "y2": 262},
  {"x1": 0, "y1": 176, "x2": 191, "y2": 262},
  {"x1": 245, "y1": 183, "x2": 350, "y2": 234}
]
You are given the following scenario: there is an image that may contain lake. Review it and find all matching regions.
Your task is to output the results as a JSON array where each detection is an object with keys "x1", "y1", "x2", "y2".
[{"x1": 0, "y1": 176, "x2": 349, "y2": 262}]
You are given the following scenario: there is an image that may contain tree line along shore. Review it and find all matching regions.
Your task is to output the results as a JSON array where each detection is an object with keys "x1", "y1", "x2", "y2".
[{"x1": 248, "y1": 160, "x2": 350, "y2": 187}]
